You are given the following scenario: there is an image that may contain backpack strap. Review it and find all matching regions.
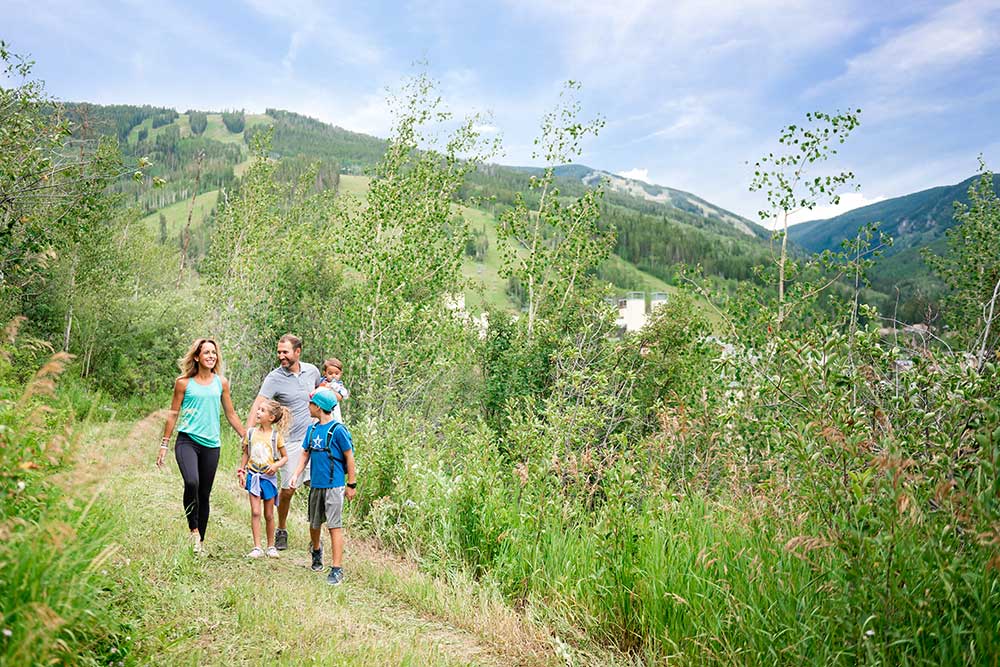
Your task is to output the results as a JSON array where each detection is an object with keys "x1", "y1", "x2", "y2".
[
  {"x1": 270, "y1": 429, "x2": 279, "y2": 461},
  {"x1": 322, "y1": 423, "x2": 347, "y2": 467}
]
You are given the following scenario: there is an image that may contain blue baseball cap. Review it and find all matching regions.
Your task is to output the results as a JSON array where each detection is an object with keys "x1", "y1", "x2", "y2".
[{"x1": 310, "y1": 388, "x2": 338, "y2": 413}]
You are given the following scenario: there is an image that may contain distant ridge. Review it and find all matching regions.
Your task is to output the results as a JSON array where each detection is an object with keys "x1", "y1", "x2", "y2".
[
  {"x1": 788, "y1": 173, "x2": 999, "y2": 256},
  {"x1": 513, "y1": 163, "x2": 767, "y2": 239}
]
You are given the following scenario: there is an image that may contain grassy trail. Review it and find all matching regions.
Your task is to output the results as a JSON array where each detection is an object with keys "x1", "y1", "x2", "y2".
[{"x1": 91, "y1": 421, "x2": 560, "y2": 666}]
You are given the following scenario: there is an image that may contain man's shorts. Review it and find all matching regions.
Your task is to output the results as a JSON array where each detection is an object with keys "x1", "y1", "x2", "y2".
[
  {"x1": 307, "y1": 486, "x2": 345, "y2": 529},
  {"x1": 280, "y1": 440, "x2": 308, "y2": 490}
]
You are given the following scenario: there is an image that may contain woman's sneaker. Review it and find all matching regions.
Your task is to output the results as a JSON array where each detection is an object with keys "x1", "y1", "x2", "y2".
[
  {"x1": 275, "y1": 528, "x2": 288, "y2": 550},
  {"x1": 310, "y1": 547, "x2": 324, "y2": 571},
  {"x1": 247, "y1": 547, "x2": 264, "y2": 559},
  {"x1": 326, "y1": 567, "x2": 343, "y2": 585},
  {"x1": 265, "y1": 546, "x2": 280, "y2": 558}
]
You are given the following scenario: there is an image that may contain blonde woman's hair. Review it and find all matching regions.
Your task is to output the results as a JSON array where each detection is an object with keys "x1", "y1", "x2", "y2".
[
  {"x1": 261, "y1": 399, "x2": 291, "y2": 436},
  {"x1": 177, "y1": 338, "x2": 225, "y2": 378}
]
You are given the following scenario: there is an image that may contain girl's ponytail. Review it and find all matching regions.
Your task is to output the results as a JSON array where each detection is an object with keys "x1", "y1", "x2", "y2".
[
  {"x1": 261, "y1": 399, "x2": 292, "y2": 437},
  {"x1": 275, "y1": 405, "x2": 292, "y2": 438}
]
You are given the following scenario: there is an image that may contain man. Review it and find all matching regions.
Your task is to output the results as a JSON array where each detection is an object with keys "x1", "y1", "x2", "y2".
[{"x1": 246, "y1": 333, "x2": 321, "y2": 550}]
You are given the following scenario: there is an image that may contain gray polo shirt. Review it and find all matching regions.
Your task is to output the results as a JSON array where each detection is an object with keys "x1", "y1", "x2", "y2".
[{"x1": 258, "y1": 362, "x2": 321, "y2": 444}]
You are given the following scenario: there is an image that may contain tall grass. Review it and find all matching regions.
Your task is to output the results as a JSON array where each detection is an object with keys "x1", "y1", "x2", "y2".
[
  {"x1": 355, "y1": 385, "x2": 1000, "y2": 665},
  {"x1": 0, "y1": 320, "x2": 134, "y2": 666}
]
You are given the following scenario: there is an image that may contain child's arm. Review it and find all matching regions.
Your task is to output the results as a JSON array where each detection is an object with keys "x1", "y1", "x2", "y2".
[
  {"x1": 344, "y1": 449, "x2": 357, "y2": 501},
  {"x1": 268, "y1": 443, "x2": 288, "y2": 475},
  {"x1": 332, "y1": 380, "x2": 348, "y2": 403},
  {"x1": 288, "y1": 449, "x2": 311, "y2": 489}
]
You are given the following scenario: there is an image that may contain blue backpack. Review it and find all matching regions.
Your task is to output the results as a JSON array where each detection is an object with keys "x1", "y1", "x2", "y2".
[{"x1": 302, "y1": 421, "x2": 350, "y2": 469}]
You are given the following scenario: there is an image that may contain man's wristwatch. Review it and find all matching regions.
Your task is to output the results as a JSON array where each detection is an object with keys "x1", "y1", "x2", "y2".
[{"x1": 346, "y1": 482, "x2": 357, "y2": 489}]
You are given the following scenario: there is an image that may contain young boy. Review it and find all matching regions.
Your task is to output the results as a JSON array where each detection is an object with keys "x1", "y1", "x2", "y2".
[
  {"x1": 288, "y1": 389, "x2": 357, "y2": 585},
  {"x1": 317, "y1": 358, "x2": 349, "y2": 423}
]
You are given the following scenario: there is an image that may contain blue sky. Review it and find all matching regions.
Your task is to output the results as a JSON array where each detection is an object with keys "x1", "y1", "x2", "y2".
[{"x1": 5, "y1": 0, "x2": 1000, "y2": 224}]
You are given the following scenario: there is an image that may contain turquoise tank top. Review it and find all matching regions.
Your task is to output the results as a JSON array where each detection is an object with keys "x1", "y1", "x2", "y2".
[{"x1": 177, "y1": 375, "x2": 222, "y2": 448}]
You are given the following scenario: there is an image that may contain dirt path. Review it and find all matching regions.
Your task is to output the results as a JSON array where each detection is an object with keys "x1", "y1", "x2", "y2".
[{"x1": 87, "y1": 421, "x2": 564, "y2": 666}]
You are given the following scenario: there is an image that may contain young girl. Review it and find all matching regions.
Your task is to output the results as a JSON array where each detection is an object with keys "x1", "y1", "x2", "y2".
[{"x1": 237, "y1": 399, "x2": 289, "y2": 558}]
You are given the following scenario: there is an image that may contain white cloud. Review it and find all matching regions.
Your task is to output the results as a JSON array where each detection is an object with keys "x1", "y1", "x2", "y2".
[
  {"x1": 618, "y1": 168, "x2": 650, "y2": 182},
  {"x1": 473, "y1": 123, "x2": 499, "y2": 134},
  {"x1": 786, "y1": 192, "x2": 888, "y2": 227},
  {"x1": 242, "y1": 0, "x2": 383, "y2": 66},
  {"x1": 813, "y1": 0, "x2": 1000, "y2": 96},
  {"x1": 504, "y1": 0, "x2": 860, "y2": 90}
]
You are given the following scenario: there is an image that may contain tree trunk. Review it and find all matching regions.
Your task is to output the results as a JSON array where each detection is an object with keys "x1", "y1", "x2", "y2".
[{"x1": 177, "y1": 151, "x2": 204, "y2": 286}]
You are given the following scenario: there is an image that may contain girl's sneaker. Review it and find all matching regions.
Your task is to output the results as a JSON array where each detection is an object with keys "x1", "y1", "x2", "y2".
[
  {"x1": 265, "y1": 546, "x2": 279, "y2": 558},
  {"x1": 326, "y1": 567, "x2": 343, "y2": 585},
  {"x1": 192, "y1": 533, "x2": 203, "y2": 554},
  {"x1": 247, "y1": 547, "x2": 264, "y2": 559}
]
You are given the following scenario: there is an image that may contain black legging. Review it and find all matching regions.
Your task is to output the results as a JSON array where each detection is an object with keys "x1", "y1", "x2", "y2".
[{"x1": 174, "y1": 432, "x2": 221, "y2": 540}]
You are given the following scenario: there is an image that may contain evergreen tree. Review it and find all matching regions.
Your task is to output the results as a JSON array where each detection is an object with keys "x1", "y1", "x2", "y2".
[
  {"x1": 221, "y1": 109, "x2": 245, "y2": 133},
  {"x1": 187, "y1": 110, "x2": 207, "y2": 135}
]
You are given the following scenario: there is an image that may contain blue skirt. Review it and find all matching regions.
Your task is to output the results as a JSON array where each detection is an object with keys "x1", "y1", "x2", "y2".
[{"x1": 246, "y1": 471, "x2": 279, "y2": 501}]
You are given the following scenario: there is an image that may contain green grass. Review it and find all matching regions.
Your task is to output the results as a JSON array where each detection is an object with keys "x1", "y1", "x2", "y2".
[
  {"x1": 337, "y1": 174, "x2": 371, "y2": 198},
  {"x1": 198, "y1": 113, "x2": 267, "y2": 146},
  {"x1": 458, "y1": 205, "x2": 511, "y2": 312},
  {"x1": 90, "y1": 424, "x2": 567, "y2": 666},
  {"x1": 127, "y1": 112, "x2": 271, "y2": 147},
  {"x1": 140, "y1": 189, "x2": 220, "y2": 243}
]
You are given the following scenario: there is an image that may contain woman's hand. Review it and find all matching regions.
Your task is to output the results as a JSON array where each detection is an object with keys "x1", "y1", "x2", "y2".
[{"x1": 156, "y1": 438, "x2": 169, "y2": 467}]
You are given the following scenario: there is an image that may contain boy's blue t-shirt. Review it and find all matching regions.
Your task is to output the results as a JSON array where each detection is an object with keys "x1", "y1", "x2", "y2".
[{"x1": 303, "y1": 420, "x2": 353, "y2": 489}]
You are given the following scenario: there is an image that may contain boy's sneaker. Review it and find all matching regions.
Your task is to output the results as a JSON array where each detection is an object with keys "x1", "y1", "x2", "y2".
[
  {"x1": 275, "y1": 528, "x2": 288, "y2": 550},
  {"x1": 247, "y1": 547, "x2": 264, "y2": 559},
  {"x1": 265, "y1": 546, "x2": 280, "y2": 558},
  {"x1": 310, "y1": 547, "x2": 324, "y2": 571},
  {"x1": 326, "y1": 567, "x2": 343, "y2": 586}
]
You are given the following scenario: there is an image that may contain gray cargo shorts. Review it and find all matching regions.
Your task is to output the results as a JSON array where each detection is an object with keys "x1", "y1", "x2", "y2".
[{"x1": 307, "y1": 486, "x2": 345, "y2": 529}]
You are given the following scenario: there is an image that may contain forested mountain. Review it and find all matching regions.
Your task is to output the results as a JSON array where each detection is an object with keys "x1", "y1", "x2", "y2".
[
  {"x1": 788, "y1": 174, "x2": 1000, "y2": 320},
  {"x1": 789, "y1": 174, "x2": 999, "y2": 255},
  {"x1": 60, "y1": 101, "x2": 777, "y2": 295}
]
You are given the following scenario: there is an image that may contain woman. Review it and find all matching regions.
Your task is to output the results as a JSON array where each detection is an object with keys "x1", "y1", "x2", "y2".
[{"x1": 157, "y1": 338, "x2": 245, "y2": 553}]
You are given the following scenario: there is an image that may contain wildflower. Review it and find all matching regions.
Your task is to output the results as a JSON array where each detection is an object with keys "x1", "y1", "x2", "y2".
[
  {"x1": 865, "y1": 629, "x2": 875, "y2": 637},
  {"x1": 2, "y1": 628, "x2": 12, "y2": 637}
]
